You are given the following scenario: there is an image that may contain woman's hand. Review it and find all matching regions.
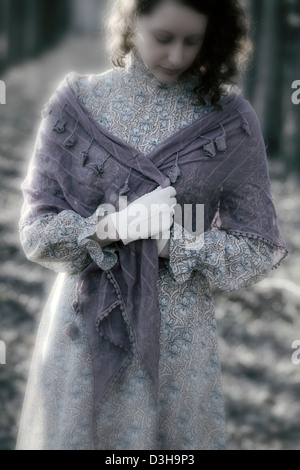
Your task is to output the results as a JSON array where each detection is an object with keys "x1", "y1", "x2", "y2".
[{"x1": 96, "y1": 186, "x2": 177, "y2": 246}]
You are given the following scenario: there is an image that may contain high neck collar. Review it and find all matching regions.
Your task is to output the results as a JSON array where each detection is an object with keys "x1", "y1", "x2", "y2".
[{"x1": 124, "y1": 53, "x2": 196, "y2": 95}]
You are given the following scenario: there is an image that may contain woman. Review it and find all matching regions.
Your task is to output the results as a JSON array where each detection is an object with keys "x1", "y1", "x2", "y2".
[{"x1": 17, "y1": 0, "x2": 288, "y2": 450}]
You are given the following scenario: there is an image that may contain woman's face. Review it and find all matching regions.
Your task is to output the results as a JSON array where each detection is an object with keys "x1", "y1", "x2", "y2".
[{"x1": 133, "y1": 1, "x2": 208, "y2": 84}]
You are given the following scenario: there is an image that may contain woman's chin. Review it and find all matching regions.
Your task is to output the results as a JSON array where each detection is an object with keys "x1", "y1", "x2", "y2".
[{"x1": 153, "y1": 70, "x2": 181, "y2": 85}]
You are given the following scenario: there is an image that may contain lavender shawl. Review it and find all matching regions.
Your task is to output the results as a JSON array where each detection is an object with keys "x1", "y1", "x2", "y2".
[{"x1": 20, "y1": 77, "x2": 287, "y2": 422}]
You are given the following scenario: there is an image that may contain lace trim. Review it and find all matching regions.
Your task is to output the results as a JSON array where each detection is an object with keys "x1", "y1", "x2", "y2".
[
  {"x1": 168, "y1": 223, "x2": 275, "y2": 289},
  {"x1": 20, "y1": 208, "x2": 118, "y2": 274}
]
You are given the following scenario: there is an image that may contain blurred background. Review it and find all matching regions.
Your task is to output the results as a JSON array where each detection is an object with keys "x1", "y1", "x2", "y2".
[{"x1": 0, "y1": 0, "x2": 299, "y2": 451}]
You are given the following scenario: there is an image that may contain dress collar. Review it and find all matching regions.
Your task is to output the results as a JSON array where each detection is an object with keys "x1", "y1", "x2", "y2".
[{"x1": 124, "y1": 53, "x2": 197, "y2": 96}]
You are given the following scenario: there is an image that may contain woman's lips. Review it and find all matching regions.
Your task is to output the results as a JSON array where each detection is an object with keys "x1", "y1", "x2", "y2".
[{"x1": 159, "y1": 66, "x2": 182, "y2": 75}]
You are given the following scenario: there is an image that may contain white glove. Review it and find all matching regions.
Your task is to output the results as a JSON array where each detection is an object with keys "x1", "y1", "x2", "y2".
[{"x1": 109, "y1": 186, "x2": 177, "y2": 245}]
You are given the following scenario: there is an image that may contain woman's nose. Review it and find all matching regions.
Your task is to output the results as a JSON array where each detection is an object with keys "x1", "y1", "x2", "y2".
[{"x1": 168, "y1": 43, "x2": 184, "y2": 67}]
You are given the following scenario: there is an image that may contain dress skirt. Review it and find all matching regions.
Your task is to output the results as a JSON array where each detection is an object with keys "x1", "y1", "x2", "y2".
[{"x1": 16, "y1": 266, "x2": 226, "y2": 450}]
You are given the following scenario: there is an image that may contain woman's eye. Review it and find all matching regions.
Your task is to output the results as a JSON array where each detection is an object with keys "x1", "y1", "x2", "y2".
[
  {"x1": 155, "y1": 36, "x2": 171, "y2": 44},
  {"x1": 154, "y1": 37, "x2": 201, "y2": 46}
]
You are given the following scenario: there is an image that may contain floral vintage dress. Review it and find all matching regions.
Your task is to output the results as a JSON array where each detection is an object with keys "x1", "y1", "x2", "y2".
[{"x1": 16, "y1": 57, "x2": 276, "y2": 450}]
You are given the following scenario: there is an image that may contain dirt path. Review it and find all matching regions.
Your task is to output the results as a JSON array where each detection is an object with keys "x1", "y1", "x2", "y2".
[{"x1": 0, "y1": 33, "x2": 299, "y2": 451}]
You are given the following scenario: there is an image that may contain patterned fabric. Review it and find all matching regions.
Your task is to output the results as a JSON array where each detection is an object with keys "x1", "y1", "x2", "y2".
[
  {"x1": 169, "y1": 223, "x2": 275, "y2": 291},
  {"x1": 17, "y1": 56, "x2": 278, "y2": 450},
  {"x1": 69, "y1": 56, "x2": 212, "y2": 156},
  {"x1": 16, "y1": 269, "x2": 227, "y2": 450},
  {"x1": 20, "y1": 208, "x2": 118, "y2": 274},
  {"x1": 18, "y1": 56, "x2": 288, "y2": 413},
  {"x1": 17, "y1": 220, "x2": 273, "y2": 450}
]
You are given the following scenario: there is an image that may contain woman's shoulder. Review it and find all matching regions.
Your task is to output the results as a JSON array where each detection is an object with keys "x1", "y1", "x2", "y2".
[
  {"x1": 217, "y1": 84, "x2": 262, "y2": 129},
  {"x1": 40, "y1": 68, "x2": 121, "y2": 117},
  {"x1": 221, "y1": 85, "x2": 257, "y2": 115},
  {"x1": 65, "y1": 68, "x2": 121, "y2": 100},
  {"x1": 217, "y1": 85, "x2": 265, "y2": 143}
]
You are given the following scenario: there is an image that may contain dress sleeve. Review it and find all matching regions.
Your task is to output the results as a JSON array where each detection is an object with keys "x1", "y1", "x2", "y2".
[
  {"x1": 19, "y1": 77, "x2": 118, "y2": 275},
  {"x1": 168, "y1": 223, "x2": 274, "y2": 291},
  {"x1": 20, "y1": 208, "x2": 118, "y2": 275},
  {"x1": 168, "y1": 96, "x2": 288, "y2": 290}
]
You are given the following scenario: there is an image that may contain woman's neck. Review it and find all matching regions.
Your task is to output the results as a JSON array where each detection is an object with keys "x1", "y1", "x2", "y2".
[{"x1": 125, "y1": 52, "x2": 195, "y2": 93}]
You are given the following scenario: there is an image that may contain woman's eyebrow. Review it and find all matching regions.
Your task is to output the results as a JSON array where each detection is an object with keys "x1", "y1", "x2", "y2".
[{"x1": 152, "y1": 29, "x2": 204, "y2": 39}]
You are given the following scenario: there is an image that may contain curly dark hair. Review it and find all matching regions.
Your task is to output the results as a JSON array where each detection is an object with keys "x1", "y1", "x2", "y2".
[{"x1": 106, "y1": 0, "x2": 251, "y2": 106}]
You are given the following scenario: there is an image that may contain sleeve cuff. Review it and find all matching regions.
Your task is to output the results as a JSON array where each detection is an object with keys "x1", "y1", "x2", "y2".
[{"x1": 77, "y1": 206, "x2": 118, "y2": 271}]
